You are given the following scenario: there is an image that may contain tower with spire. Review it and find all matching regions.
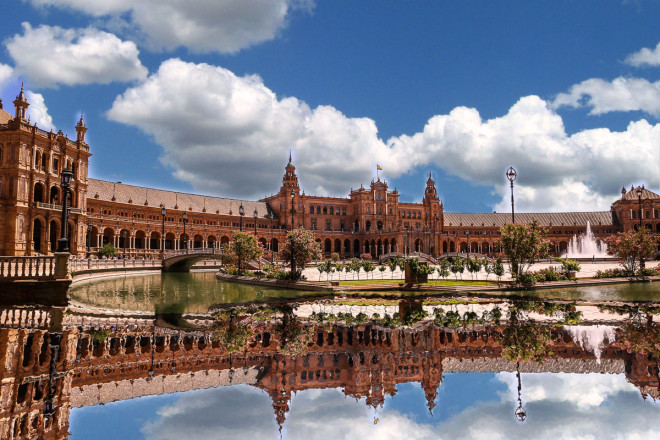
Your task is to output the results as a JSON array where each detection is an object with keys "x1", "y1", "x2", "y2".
[
  {"x1": 76, "y1": 112, "x2": 87, "y2": 144},
  {"x1": 422, "y1": 172, "x2": 443, "y2": 234},
  {"x1": 13, "y1": 83, "x2": 29, "y2": 121}
]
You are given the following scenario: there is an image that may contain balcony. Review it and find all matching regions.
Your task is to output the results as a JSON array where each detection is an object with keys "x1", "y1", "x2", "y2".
[{"x1": 34, "y1": 202, "x2": 83, "y2": 214}]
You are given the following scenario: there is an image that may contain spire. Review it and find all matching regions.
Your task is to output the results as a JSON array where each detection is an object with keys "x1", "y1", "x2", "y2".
[
  {"x1": 281, "y1": 153, "x2": 300, "y2": 196},
  {"x1": 288, "y1": 150, "x2": 292, "y2": 165},
  {"x1": 13, "y1": 83, "x2": 29, "y2": 121},
  {"x1": 76, "y1": 111, "x2": 88, "y2": 143}
]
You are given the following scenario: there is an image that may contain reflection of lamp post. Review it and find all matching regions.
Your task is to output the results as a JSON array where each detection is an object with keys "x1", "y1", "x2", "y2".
[
  {"x1": 161, "y1": 207, "x2": 166, "y2": 253},
  {"x1": 43, "y1": 333, "x2": 62, "y2": 419},
  {"x1": 506, "y1": 167, "x2": 517, "y2": 224},
  {"x1": 514, "y1": 362, "x2": 527, "y2": 422},
  {"x1": 57, "y1": 169, "x2": 73, "y2": 252},
  {"x1": 253, "y1": 208, "x2": 258, "y2": 236},
  {"x1": 182, "y1": 211, "x2": 188, "y2": 251}
]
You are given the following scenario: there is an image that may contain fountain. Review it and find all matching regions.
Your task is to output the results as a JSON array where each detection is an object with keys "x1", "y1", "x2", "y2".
[{"x1": 564, "y1": 221, "x2": 609, "y2": 258}]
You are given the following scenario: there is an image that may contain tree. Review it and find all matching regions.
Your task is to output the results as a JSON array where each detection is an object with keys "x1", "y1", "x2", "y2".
[
  {"x1": 362, "y1": 261, "x2": 375, "y2": 279},
  {"x1": 449, "y1": 258, "x2": 464, "y2": 280},
  {"x1": 437, "y1": 260, "x2": 450, "y2": 281},
  {"x1": 483, "y1": 258, "x2": 493, "y2": 281},
  {"x1": 379, "y1": 265, "x2": 386, "y2": 279},
  {"x1": 498, "y1": 221, "x2": 551, "y2": 281},
  {"x1": 280, "y1": 228, "x2": 322, "y2": 276},
  {"x1": 605, "y1": 229, "x2": 659, "y2": 276},
  {"x1": 98, "y1": 243, "x2": 117, "y2": 258},
  {"x1": 388, "y1": 259, "x2": 398, "y2": 279},
  {"x1": 225, "y1": 232, "x2": 262, "y2": 275},
  {"x1": 466, "y1": 257, "x2": 482, "y2": 280},
  {"x1": 493, "y1": 258, "x2": 505, "y2": 284}
]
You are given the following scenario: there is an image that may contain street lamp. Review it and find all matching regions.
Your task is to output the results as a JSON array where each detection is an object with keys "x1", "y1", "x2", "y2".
[
  {"x1": 86, "y1": 222, "x2": 93, "y2": 258},
  {"x1": 183, "y1": 211, "x2": 188, "y2": 251},
  {"x1": 239, "y1": 203, "x2": 244, "y2": 231},
  {"x1": 506, "y1": 167, "x2": 517, "y2": 224},
  {"x1": 269, "y1": 213, "x2": 274, "y2": 264},
  {"x1": 636, "y1": 186, "x2": 643, "y2": 230},
  {"x1": 56, "y1": 168, "x2": 73, "y2": 252},
  {"x1": 161, "y1": 207, "x2": 166, "y2": 253},
  {"x1": 404, "y1": 226, "x2": 409, "y2": 256},
  {"x1": 289, "y1": 189, "x2": 296, "y2": 275},
  {"x1": 466, "y1": 231, "x2": 470, "y2": 257},
  {"x1": 253, "y1": 208, "x2": 258, "y2": 236}
]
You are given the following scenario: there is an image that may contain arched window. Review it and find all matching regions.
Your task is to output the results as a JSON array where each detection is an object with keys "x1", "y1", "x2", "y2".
[{"x1": 323, "y1": 206, "x2": 327, "y2": 215}]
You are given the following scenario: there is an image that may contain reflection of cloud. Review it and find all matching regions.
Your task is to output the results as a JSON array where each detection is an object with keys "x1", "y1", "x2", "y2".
[
  {"x1": 141, "y1": 385, "x2": 278, "y2": 440},
  {"x1": 138, "y1": 375, "x2": 660, "y2": 440}
]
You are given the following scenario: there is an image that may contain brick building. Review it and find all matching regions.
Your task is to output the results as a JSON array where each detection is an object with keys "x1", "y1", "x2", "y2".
[{"x1": 1, "y1": 87, "x2": 658, "y2": 258}]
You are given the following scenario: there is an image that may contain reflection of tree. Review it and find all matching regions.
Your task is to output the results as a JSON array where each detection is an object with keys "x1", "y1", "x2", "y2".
[
  {"x1": 277, "y1": 306, "x2": 314, "y2": 355},
  {"x1": 615, "y1": 321, "x2": 660, "y2": 358},
  {"x1": 213, "y1": 311, "x2": 255, "y2": 353},
  {"x1": 500, "y1": 308, "x2": 554, "y2": 363}
]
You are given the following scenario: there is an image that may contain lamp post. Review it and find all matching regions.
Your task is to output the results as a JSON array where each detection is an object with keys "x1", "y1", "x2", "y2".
[
  {"x1": 56, "y1": 168, "x2": 73, "y2": 252},
  {"x1": 182, "y1": 211, "x2": 188, "y2": 251},
  {"x1": 253, "y1": 208, "x2": 258, "y2": 236},
  {"x1": 86, "y1": 222, "x2": 93, "y2": 258},
  {"x1": 466, "y1": 231, "x2": 470, "y2": 257},
  {"x1": 636, "y1": 186, "x2": 643, "y2": 230},
  {"x1": 269, "y1": 213, "x2": 274, "y2": 264},
  {"x1": 506, "y1": 167, "x2": 517, "y2": 224},
  {"x1": 404, "y1": 226, "x2": 409, "y2": 256},
  {"x1": 161, "y1": 207, "x2": 166, "y2": 253},
  {"x1": 433, "y1": 214, "x2": 438, "y2": 257},
  {"x1": 239, "y1": 203, "x2": 244, "y2": 231},
  {"x1": 290, "y1": 189, "x2": 295, "y2": 274}
]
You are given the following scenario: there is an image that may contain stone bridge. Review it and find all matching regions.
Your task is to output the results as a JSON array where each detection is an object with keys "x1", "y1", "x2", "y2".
[
  {"x1": 162, "y1": 248, "x2": 222, "y2": 272},
  {"x1": 379, "y1": 252, "x2": 438, "y2": 265}
]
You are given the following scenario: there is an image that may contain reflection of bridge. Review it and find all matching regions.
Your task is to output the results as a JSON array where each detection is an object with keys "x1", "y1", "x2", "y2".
[{"x1": 162, "y1": 248, "x2": 222, "y2": 272}]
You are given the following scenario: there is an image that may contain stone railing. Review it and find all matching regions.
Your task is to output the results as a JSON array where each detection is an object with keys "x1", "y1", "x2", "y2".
[
  {"x1": 0, "y1": 307, "x2": 53, "y2": 329},
  {"x1": 0, "y1": 256, "x2": 58, "y2": 280},
  {"x1": 34, "y1": 201, "x2": 83, "y2": 214},
  {"x1": 69, "y1": 258, "x2": 161, "y2": 271}
]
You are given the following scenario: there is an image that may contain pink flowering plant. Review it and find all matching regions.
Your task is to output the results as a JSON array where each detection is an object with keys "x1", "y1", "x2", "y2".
[
  {"x1": 280, "y1": 228, "x2": 323, "y2": 275},
  {"x1": 498, "y1": 221, "x2": 551, "y2": 282},
  {"x1": 605, "y1": 229, "x2": 659, "y2": 276}
]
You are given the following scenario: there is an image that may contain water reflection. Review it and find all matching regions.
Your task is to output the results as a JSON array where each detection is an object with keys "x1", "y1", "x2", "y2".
[{"x1": 1, "y1": 295, "x2": 659, "y2": 439}]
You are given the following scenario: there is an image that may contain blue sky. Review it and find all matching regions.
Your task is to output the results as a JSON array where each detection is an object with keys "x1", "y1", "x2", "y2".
[
  {"x1": 1, "y1": 1, "x2": 659, "y2": 213},
  {"x1": 69, "y1": 373, "x2": 660, "y2": 439}
]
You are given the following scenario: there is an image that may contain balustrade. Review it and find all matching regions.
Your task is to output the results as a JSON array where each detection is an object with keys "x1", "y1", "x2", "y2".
[{"x1": 0, "y1": 256, "x2": 57, "y2": 280}]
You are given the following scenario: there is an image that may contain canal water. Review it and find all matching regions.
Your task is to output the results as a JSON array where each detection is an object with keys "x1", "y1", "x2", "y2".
[{"x1": 2, "y1": 273, "x2": 659, "y2": 439}]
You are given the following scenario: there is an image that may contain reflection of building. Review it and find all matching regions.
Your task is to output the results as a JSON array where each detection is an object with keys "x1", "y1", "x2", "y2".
[
  {"x1": 1, "y1": 86, "x2": 660, "y2": 257},
  {"x1": 1, "y1": 305, "x2": 659, "y2": 438}
]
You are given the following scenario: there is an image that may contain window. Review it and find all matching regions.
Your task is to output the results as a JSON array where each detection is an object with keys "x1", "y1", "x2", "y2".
[
  {"x1": 311, "y1": 218, "x2": 317, "y2": 230},
  {"x1": 326, "y1": 219, "x2": 332, "y2": 231},
  {"x1": 330, "y1": 207, "x2": 334, "y2": 215},
  {"x1": 340, "y1": 220, "x2": 345, "y2": 231},
  {"x1": 52, "y1": 158, "x2": 59, "y2": 174},
  {"x1": 323, "y1": 207, "x2": 327, "y2": 215},
  {"x1": 342, "y1": 207, "x2": 346, "y2": 215},
  {"x1": 309, "y1": 206, "x2": 314, "y2": 214},
  {"x1": 316, "y1": 206, "x2": 321, "y2": 214}
]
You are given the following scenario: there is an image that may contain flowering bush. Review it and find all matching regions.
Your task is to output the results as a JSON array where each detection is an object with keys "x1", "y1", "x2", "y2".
[
  {"x1": 279, "y1": 228, "x2": 323, "y2": 274},
  {"x1": 498, "y1": 221, "x2": 551, "y2": 282},
  {"x1": 605, "y1": 229, "x2": 659, "y2": 276}
]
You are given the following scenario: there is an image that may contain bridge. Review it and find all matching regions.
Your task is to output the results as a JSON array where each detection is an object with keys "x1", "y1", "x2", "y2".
[
  {"x1": 379, "y1": 252, "x2": 438, "y2": 265},
  {"x1": 162, "y1": 248, "x2": 222, "y2": 272},
  {"x1": 439, "y1": 252, "x2": 488, "y2": 260}
]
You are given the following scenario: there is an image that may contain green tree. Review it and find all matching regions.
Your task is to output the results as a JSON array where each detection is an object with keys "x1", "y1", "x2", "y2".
[
  {"x1": 351, "y1": 258, "x2": 363, "y2": 280},
  {"x1": 498, "y1": 221, "x2": 551, "y2": 281},
  {"x1": 98, "y1": 243, "x2": 117, "y2": 258},
  {"x1": 449, "y1": 258, "x2": 464, "y2": 280},
  {"x1": 437, "y1": 260, "x2": 450, "y2": 281},
  {"x1": 280, "y1": 228, "x2": 323, "y2": 276},
  {"x1": 225, "y1": 232, "x2": 262, "y2": 275},
  {"x1": 493, "y1": 258, "x2": 505, "y2": 284},
  {"x1": 466, "y1": 257, "x2": 482, "y2": 280},
  {"x1": 483, "y1": 258, "x2": 493, "y2": 281},
  {"x1": 379, "y1": 265, "x2": 387, "y2": 279},
  {"x1": 362, "y1": 261, "x2": 375, "y2": 279},
  {"x1": 605, "y1": 229, "x2": 659, "y2": 276},
  {"x1": 388, "y1": 259, "x2": 398, "y2": 279}
]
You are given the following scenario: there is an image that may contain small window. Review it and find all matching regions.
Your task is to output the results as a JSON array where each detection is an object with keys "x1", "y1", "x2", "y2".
[
  {"x1": 330, "y1": 207, "x2": 334, "y2": 215},
  {"x1": 309, "y1": 206, "x2": 314, "y2": 214},
  {"x1": 323, "y1": 207, "x2": 327, "y2": 215}
]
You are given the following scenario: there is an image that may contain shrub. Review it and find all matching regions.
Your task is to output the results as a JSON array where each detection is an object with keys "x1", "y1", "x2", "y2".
[
  {"x1": 516, "y1": 272, "x2": 537, "y2": 285},
  {"x1": 98, "y1": 243, "x2": 117, "y2": 258},
  {"x1": 330, "y1": 252, "x2": 340, "y2": 262},
  {"x1": 360, "y1": 253, "x2": 372, "y2": 261}
]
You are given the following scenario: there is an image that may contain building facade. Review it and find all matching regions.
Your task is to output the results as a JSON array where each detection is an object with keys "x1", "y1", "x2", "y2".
[{"x1": 1, "y1": 87, "x2": 658, "y2": 258}]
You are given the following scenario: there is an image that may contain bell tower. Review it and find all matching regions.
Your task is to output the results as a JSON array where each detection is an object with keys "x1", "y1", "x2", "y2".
[{"x1": 76, "y1": 112, "x2": 87, "y2": 144}]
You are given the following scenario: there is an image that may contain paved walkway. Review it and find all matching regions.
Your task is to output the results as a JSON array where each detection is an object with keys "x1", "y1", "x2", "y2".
[{"x1": 301, "y1": 260, "x2": 639, "y2": 283}]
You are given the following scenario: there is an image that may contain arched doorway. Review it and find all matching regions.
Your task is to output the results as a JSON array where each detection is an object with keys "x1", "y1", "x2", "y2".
[
  {"x1": 49, "y1": 186, "x2": 59, "y2": 204},
  {"x1": 353, "y1": 239, "x2": 360, "y2": 257},
  {"x1": 135, "y1": 231, "x2": 146, "y2": 249},
  {"x1": 271, "y1": 238, "x2": 279, "y2": 252},
  {"x1": 150, "y1": 231, "x2": 161, "y2": 250},
  {"x1": 324, "y1": 238, "x2": 332, "y2": 254},
  {"x1": 102, "y1": 228, "x2": 115, "y2": 246},
  {"x1": 343, "y1": 239, "x2": 351, "y2": 256},
  {"x1": 450, "y1": 241, "x2": 456, "y2": 252},
  {"x1": 208, "y1": 235, "x2": 217, "y2": 249},
  {"x1": 193, "y1": 234, "x2": 203, "y2": 249},
  {"x1": 165, "y1": 232, "x2": 175, "y2": 250},
  {"x1": 334, "y1": 238, "x2": 341, "y2": 253},
  {"x1": 32, "y1": 218, "x2": 44, "y2": 253},
  {"x1": 49, "y1": 220, "x2": 58, "y2": 252}
]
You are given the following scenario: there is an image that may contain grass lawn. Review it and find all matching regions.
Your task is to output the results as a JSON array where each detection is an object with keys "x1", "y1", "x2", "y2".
[{"x1": 335, "y1": 279, "x2": 493, "y2": 286}]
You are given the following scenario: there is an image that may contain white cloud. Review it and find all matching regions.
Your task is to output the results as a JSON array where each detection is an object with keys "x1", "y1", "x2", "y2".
[
  {"x1": 4, "y1": 23, "x2": 147, "y2": 88},
  {"x1": 552, "y1": 77, "x2": 660, "y2": 117},
  {"x1": 0, "y1": 64, "x2": 13, "y2": 91},
  {"x1": 625, "y1": 41, "x2": 660, "y2": 67},
  {"x1": 27, "y1": 0, "x2": 313, "y2": 54},
  {"x1": 107, "y1": 59, "x2": 660, "y2": 211},
  {"x1": 25, "y1": 90, "x2": 56, "y2": 130},
  {"x1": 136, "y1": 375, "x2": 660, "y2": 440}
]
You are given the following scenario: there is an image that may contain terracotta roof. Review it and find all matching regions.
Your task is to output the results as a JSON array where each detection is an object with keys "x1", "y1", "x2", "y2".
[
  {"x1": 88, "y1": 179, "x2": 274, "y2": 218},
  {"x1": 443, "y1": 211, "x2": 614, "y2": 228},
  {"x1": 619, "y1": 186, "x2": 660, "y2": 201},
  {"x1": 0, "y1": 108, "x2": 12, "y2": 124}
]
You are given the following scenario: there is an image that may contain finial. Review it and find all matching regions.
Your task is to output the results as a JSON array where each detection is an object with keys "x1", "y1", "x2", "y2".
[
  {"x1": 289, "y1": 150, "x2": 292, "y2": 163},
  {"x1": 77, "y1": 111, "x2": 85, "y2": 127}
]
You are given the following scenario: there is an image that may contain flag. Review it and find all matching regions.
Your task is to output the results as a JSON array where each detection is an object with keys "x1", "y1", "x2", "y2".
[{"x1": 377, "y1": 164, "x2": 382, "y2": 171}]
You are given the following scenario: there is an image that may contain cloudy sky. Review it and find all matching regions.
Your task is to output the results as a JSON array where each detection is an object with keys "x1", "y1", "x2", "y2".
[
  {"x1": 69, "y1": 373, "x2": 660, "y2": 439},
  {"x1": 1, "y1": 1, "x2": 659, "y2": 212}
]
